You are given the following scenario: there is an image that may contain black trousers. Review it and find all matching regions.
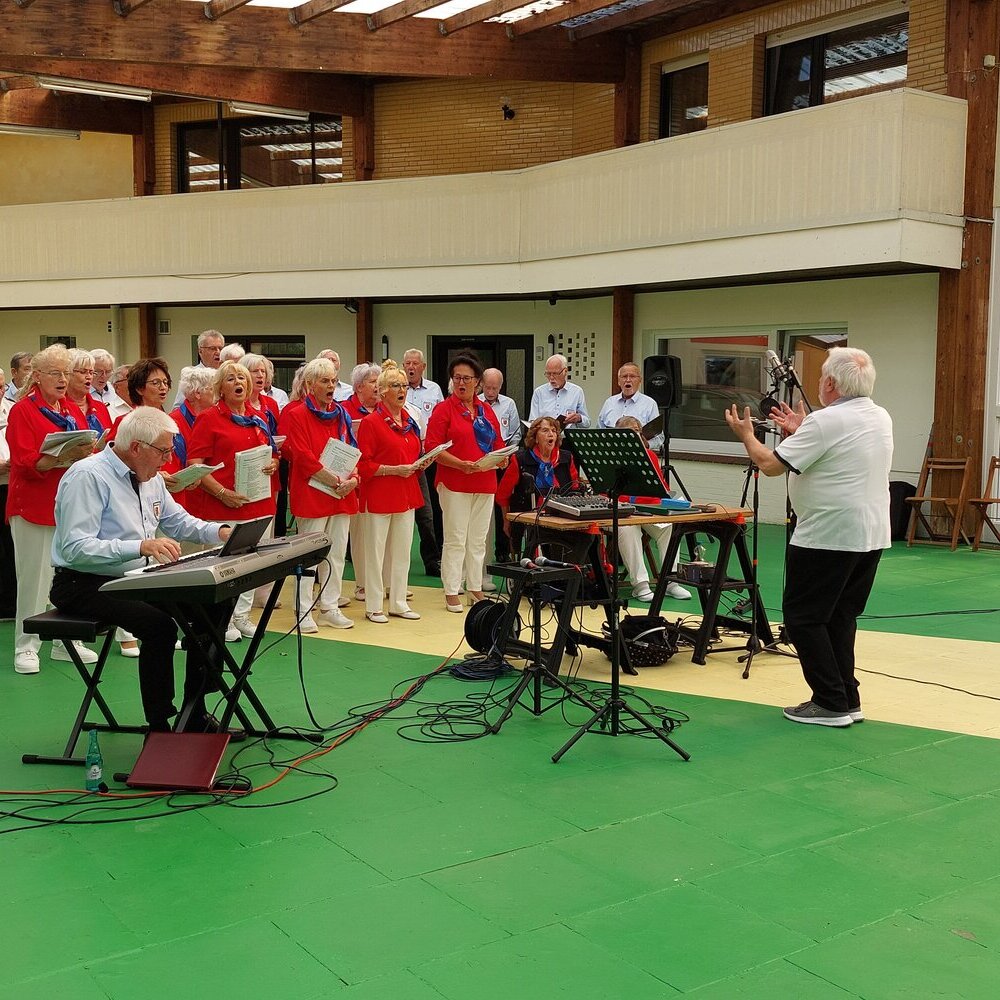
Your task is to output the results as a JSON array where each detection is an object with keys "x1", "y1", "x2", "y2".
[
  {"x1": 782, "y1": 545, "x2": 883, "y2": 713},
  {"x1": 414, "y1": 469, "x2": 441, "y2": 572},
  {"x1": 0, "y1": 485, "x2": 16, "y2": 617},
  {"x1": 50, "y1": 567, "x2": 211, "y2": 728}
]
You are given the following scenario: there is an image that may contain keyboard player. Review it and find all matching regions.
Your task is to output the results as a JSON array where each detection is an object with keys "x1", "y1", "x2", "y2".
[{"x1": 50, "y1": 407, "x2": 233, "y2": 733}]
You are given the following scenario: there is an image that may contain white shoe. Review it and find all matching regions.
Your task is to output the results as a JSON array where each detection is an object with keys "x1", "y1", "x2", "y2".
[
  {"x1": 119, "y1": 643, "x2": 140, "y2": 658},
  {"x1": 354, "y1": 587, "x2": 366, "y2": 602},
  {"x1": 14, "y1": 650, "x2": 40, "y2": 674},
  {"x1": 298, "y1": 616, "x2": 319, "y2": 634},
  {"x1": 175, "y1": 640, "x2": 183, "y2": 650},
  {"x1": 631, "y1": 584, "x2": 655, "y2": 603},
  {"x1": 320, "y1": 609, "x2": 354, "y2": 629},
  {"x1": 365, "y1": 611, "x2": 389, "y2": 624},
  {"x1": 230, "y1": 615, "x2": 257, "y2": 638},
  {"x1": 337, "y1": 595, "x2": 351, "y2": 608},
  {"x1": 52, "y1": 640, "x2": 98, "y2": 664},
  {"x1": 224, "y1": 627, "x2": 242, "y2": 643},
  {"x1": 482, "y1": 580, "x2": 497, "y2": 593},
  {"x1": 665, "y1": 581, "x2": 692, "y2": 601},
  {"x1": 389, "y1": 609, "x2": 421, "y2": 620}
]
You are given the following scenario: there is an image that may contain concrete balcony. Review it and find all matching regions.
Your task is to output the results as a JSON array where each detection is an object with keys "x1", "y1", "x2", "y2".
[{"x1": 0, "y1": 88, "x2": 967, "y2": 307}]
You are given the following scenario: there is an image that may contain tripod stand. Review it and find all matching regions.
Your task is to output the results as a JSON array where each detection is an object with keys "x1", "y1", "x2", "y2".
[{"x1": 552, "y1": 428, "x2": 690, "y2": 764}]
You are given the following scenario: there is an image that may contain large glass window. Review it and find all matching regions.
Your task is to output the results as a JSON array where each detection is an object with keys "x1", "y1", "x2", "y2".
[
  {"x1": 765, "y1": 13, "x2": 908, "y2": 115},
  {"x1": 659, "y1": 62, "x2": 709, "y2": 138},
  {"x1": 177, "y1": 117, "x2": 342, "y2": 193}
]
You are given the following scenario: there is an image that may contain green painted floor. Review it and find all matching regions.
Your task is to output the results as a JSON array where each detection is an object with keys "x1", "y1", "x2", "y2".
[{"x1": 3, "y1": 623, "x2": 1000, "y2": 998}]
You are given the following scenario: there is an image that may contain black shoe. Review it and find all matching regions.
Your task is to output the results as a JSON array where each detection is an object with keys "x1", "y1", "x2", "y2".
[{"x1": 189, "y1": 713, "x2": 247, "y2": 741}]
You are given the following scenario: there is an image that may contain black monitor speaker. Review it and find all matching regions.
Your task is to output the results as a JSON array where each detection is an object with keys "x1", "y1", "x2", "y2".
[{"x1": 643, "y1": 355, "x2": 682, "y2": 409}]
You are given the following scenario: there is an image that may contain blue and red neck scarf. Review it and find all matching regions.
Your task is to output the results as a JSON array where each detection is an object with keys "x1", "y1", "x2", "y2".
[{"x1": 306, "y1": 394, "x2": 357, "y2": 447}]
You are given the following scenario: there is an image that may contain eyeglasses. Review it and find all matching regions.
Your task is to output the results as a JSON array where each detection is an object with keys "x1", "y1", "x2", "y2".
[
  {"x1": 145, "y1": 379, "x2": 171, "y2": 389},
  {"x1": 451, "y1": 375, "x2": 478, "y2": 384},
  {"x1": 140, "y1": 441, "x2": 174, "y2": 459},
  {"x1": 385, "y1": 381, "x2": 408, "y2": 390},
  {"x1": 545, "y1": 369, "x2": 567, "y2": 377},
  {"x1": 75, "y1": 368, "x2": 96, "y2": 376},
  {"x1": 41, "y1": 370, "x2": 71, "y2": 379}
]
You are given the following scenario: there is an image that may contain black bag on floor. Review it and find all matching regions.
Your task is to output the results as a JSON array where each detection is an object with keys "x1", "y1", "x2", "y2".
[{"x1": 603, "y1": 614, "x2": 679, "y2": 668}]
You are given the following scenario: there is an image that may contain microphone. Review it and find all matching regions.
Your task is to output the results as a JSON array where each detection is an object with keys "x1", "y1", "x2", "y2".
[
  {"x1": 519, "y1": 557, "x2": 537, "y2": 569},
  {"x1": 765, "y1": 350, "x2": 797, "y2": 385},
  {"x1": 533, "y1": 555, "x2": 577, "y2": 569}
]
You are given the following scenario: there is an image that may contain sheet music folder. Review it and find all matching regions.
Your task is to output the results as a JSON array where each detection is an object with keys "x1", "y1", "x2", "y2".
[{"x1": 125, "y1": 732, "x2": 230, "y2": 791}]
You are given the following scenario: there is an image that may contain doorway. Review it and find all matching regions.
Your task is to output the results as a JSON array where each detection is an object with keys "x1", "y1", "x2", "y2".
[{"x1": 430, "y1": 335, "x2": 534, "y2": 419}]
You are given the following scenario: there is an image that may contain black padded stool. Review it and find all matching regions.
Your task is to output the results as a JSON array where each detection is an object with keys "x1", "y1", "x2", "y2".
[{"x1": 21, "y1": 610, "x2": 146, "y2": 768}]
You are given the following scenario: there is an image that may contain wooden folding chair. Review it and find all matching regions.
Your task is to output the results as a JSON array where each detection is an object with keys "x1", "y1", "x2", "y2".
[
  {"x1": 905, "y1": 456, "x2": 974, "y2": 550},
  {"x1": 969, "y1": 456, "x2": 1000, "y2": 550}
]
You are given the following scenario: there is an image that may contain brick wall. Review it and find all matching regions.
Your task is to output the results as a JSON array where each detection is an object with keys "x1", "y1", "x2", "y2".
[{"x1": 642, "y1": 0, "x2": 947, "y2": 139}]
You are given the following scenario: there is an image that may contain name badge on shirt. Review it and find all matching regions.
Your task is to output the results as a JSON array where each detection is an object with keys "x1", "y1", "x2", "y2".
[{"x1": 152, "y1": 500, "x2": 162, "y2": 520}]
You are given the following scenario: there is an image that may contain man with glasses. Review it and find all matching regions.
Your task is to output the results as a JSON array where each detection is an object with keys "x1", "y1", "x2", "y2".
[
  {"x1": 529, "y1": 353, "x2": 590, "y2": 427},
  {"x1": 196, "y1": 330, "x2": 225, "y2": 370},
  {"x1": 89, "y1": 349, "x2": 118, "y2": 406},
  {"x1": 5, "y1": 352, "x2": 32, "y2": 403},
  {"x1": 51, "y1": 406, "x2": 233, "y2": 734},
  {"x1": 598, "y1": 361, "x2": 662, "y2": 451},
  {"x1": 108, "y1": 364, "x2": 133, "y2": 422}
]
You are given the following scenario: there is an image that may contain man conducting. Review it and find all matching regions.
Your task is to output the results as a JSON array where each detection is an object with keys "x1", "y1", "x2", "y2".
[
  {"x1": 51, "y1": 407, "x2": 232, "y2": 733},
  {"x1": 725, "y1": 347, "x2": 892, "y2": 728}
]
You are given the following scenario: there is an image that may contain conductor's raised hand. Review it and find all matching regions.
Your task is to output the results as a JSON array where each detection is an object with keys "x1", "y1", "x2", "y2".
[
  {"x1": 139, "y1": 537, "x2": 182, "y2": 564},
  {"x1": 724, "y1": 405, "x2": 757, "y2": 443},
  {"x1": 770, "y1": 400, "x2": 806, "y2": 435}
]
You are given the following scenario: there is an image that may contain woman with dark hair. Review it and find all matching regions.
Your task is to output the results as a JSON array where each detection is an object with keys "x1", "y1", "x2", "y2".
[{"x1": 424, "y1": 353, "x2": 506, "y2": 612}]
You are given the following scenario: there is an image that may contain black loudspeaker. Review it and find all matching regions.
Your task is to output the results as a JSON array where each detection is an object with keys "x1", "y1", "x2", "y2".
[{"x1": 643, "y1": 355, "x2": 682, "y2": 408}]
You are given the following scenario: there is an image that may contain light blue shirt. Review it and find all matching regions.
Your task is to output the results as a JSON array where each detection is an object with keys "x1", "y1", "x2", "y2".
[
  {"x1": 52, "y1": 446, "x2": 223, "y2": 576},
  {"x1": 264, "y1": 385, "x2": 290, "y2": 410},
  {"x1": 479, "y1": 392, "x2": 522, "y2": 446},
  {"x1": 598, "y1": 390, "x2": 662, "y2": 448},
  {"x1": 333, "y1": 380, "x2": 353, "y2": 402},
  {"x1": 528, "y1": 381, "x2": 591, "y2": 427},
  {"x1": 4, "y1": 382, "x2": 18, "y2": 403},
  {"x1": 407, "y1": 378, "x2": 444, "y2": 426},
  {"x1": 90, "y1": 384, "x2": 117, "y2": 405}
]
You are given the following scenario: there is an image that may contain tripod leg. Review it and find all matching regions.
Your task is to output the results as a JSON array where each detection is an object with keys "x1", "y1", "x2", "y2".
[
  {"x1": 551, "y1": 704, "x2": 612, "y2": 763},
  {"x1": 617, "y1": 700, "x2": 691, "y2": 761},
  {"x1": 490, "y1": 668, "x2": 538, "y2": 735}
]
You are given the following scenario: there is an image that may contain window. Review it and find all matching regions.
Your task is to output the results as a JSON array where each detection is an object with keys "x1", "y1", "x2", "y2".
[
  {"x1": 659, "y1": 62, "x2": 709, "y2": 138},
  {"x1": 177, "y1": 117, "x2": 342, "y2": 193},
  {"x1": 190, "y1": 334, "x2": 306, "y2": 393},
  {"x1": 765, "y1": 13, "x2": 908, "y2": 115},
  {"x1": 780, "y1": 331, "x2": 848, "y2": 410}
]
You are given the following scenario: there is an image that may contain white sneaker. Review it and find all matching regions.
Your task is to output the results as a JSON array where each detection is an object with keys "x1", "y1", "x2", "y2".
[
  {"x1": 665, "y1": 582, "x2": 692, "y2": 601},
  {"x1": 224, "y1": 626, "x2": 242, "y2": 643},
  {"x1": 337, "y1": 595, "x2": 351, "y2": 608},
  {"x1": 298, "y1": 616, "x2": 319, "y2": 634},
  {"x1": 482, "y1": 580, "x2": 497, "y2": 593},
  {"x1": 14, "y1": 650, "x2": 40, "y2": 674},
  {"x1": 354, "y1": 587, "x2": 366, "y2": 602},
  {"x1": 631, "y1": 584, "x2": 655, "y2": 603},
  {"x1": 51, "y1": 640, "x2": 98, "y2": 664},
  {"x1": 320, "y1": 609, "x2": 354, "y2": 629},
  {"x1": 230, "y1": 615, "x2": 257, "y2": 638}
]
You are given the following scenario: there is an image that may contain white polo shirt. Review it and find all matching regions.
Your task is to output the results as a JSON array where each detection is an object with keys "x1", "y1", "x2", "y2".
[{"x1": 775, "y1": 396, "x2": 893, "y2": 552}]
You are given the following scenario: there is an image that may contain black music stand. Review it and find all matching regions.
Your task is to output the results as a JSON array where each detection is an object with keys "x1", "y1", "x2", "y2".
[{"x1": 557, "y1": 428, "x2": 689, "y2": 763}]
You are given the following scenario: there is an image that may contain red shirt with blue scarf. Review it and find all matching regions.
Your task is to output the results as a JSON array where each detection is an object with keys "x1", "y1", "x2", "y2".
[
  {"x1": 425, "y1": 393, "x2": 504, "y2": 496},
  {"x1": 281, "y1": 395, "x2": 361, "y2": 519},
  {"x1": 186, "y1": 401, "x2": 277, "y2": 522},
  {"x1": 6, "y1": 392, "x2": 89, "y2": 526},
  {"x1": 357, "y1": 404, "x2": 424, "y2": 514},
  {"x1": 168, "y1": 402, "x2": 203, "y2": 516}
]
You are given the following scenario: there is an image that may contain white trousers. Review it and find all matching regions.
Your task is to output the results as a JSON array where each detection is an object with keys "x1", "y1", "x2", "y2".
[
  {"x1": 364, "y1": 510, "x2": 415, "y2": 615},
  {"x1": 349, "y1": 513, "x2": 367, "y2": 592},
  {"x1": 295, "y1": 514, "x2": 351, "y2": 619},
  {"x1": 618, "y1": 522, "x2": 674, "y2": 587},
  {"x1": 438, "y1": 485, "x2": 493, "y2": 597},
  {"x1": 11, "y1": 516, "x2": 55, "y2": 657}
]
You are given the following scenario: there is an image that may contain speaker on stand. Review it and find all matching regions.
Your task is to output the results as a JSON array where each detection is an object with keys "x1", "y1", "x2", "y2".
[{"x1": 643, "y1": 355, "x2": 689, "y2": 501}]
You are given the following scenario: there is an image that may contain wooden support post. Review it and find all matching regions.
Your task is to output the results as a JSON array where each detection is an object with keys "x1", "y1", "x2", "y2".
[
  {"x1": 137, "y1": 303, "x2": 157, "y2": 358},
  {"x1": 611, "y1": 287, "x2": 634, "y2": 392},
  {"x1": 132, "y1": 104, "x2": 155, "y2": 196},
  {"x1": 356, "y1": 298, "x2": 373, "y2": 363},
  {"x1": 934, "y1": 0, "x2": 1000, "y2": 498},
  {"x1": 353, "y1": 81, "x2": 376, "y2": 181},
  {"x1": 613, "y1": 36, "x2": 641, "y2": 147}
]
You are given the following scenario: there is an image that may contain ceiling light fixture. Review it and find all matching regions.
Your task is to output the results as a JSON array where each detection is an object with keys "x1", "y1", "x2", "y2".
[
  {"x1": 228, "y1": 101, "x2": 310, "y2": 122},
  {"x1": 0, "y1": 123, "x2": 81, "y2": 139},
  {"x1": 36, "y1": 76, "x2": 153, "y2": 102}
]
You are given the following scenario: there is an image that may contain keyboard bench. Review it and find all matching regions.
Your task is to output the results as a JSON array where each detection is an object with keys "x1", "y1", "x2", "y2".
[{"x1": 21, "y1": 610, "x2": 147, "y2": 769}]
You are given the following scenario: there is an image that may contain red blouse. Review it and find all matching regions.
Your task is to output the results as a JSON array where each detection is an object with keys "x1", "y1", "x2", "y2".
[
  {"x1": 280, "y1": 397, "x2": 360, "y2": 519},
  {"x1": 168, "y1": 404, "x2": 203, "y2": 516},
  {"x1": 357, "y1": 406, "x2": 424, "y2": 515},
  {"x1": 186, "y1": 401, "x2": 277, "y2": 522},
  {"x1": 6, "y1": 392, "x2": 90, "y2": 526},
  {"x1": 425, "y1": 393, "x2": 504, "y2": 495}
]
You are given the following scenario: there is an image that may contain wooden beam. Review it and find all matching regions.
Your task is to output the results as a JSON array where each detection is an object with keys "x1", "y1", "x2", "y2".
[
  {"x1": 0, "y1": 2, "x2": 624, "y2": 83},
  {"x1": 367, "y1": 0, "x2": 448, "y2": 32},
  {"x1": 613, "y1": 34, "x2": 639, "y2": 147},
  {"x1": 611, "y1": 287, "x2": 634, "y2": 392},
  {"x1": 636, "y1": 0, "x2": 775, "y2": 43},
  {"x1": 0, "y1": 88, "x2": 144, "y2": 133},
  {"x1": 132, "y1": 102, "x2": 155, "y2": 195},
  {"x1": 0, "y1": 56, "x2": 365, "y2": 116},
  {"x1": 570, "y1": 0, "x2": 693, "y2": 40},
  {"x1": 353, "y1": 80, "x2": 376, "y2": 180},
  {"x1": 203, "y1": 0, "x2": 254, "y2": 21},
  {"x1": 356, "y1": 298, "x2": 374, "y2": 363},
  {"x1": 12, "y1": 0, "x2": 37, "y2": 7},
  {"x1": 439, "y1": 0, "x2": 530, "y2": 36},
  {"x1": 0, "y1": 74, "x2": 37, "y2": 90},
  {"x1": 289, "y1": 0, "x2": 357, "y2": 26},
  {"x1": 137, "y1": 304, "x2": 158, "y2": 358},
  {"x1": 508, "y1": 0, "x2": 592, "y2": 36},
  {"x1": 933, "y1": 0, "x2": 1000, "y2": 500},
  {"x1": 113, "y1": 0, "x2": 157, "y2": 16}
]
